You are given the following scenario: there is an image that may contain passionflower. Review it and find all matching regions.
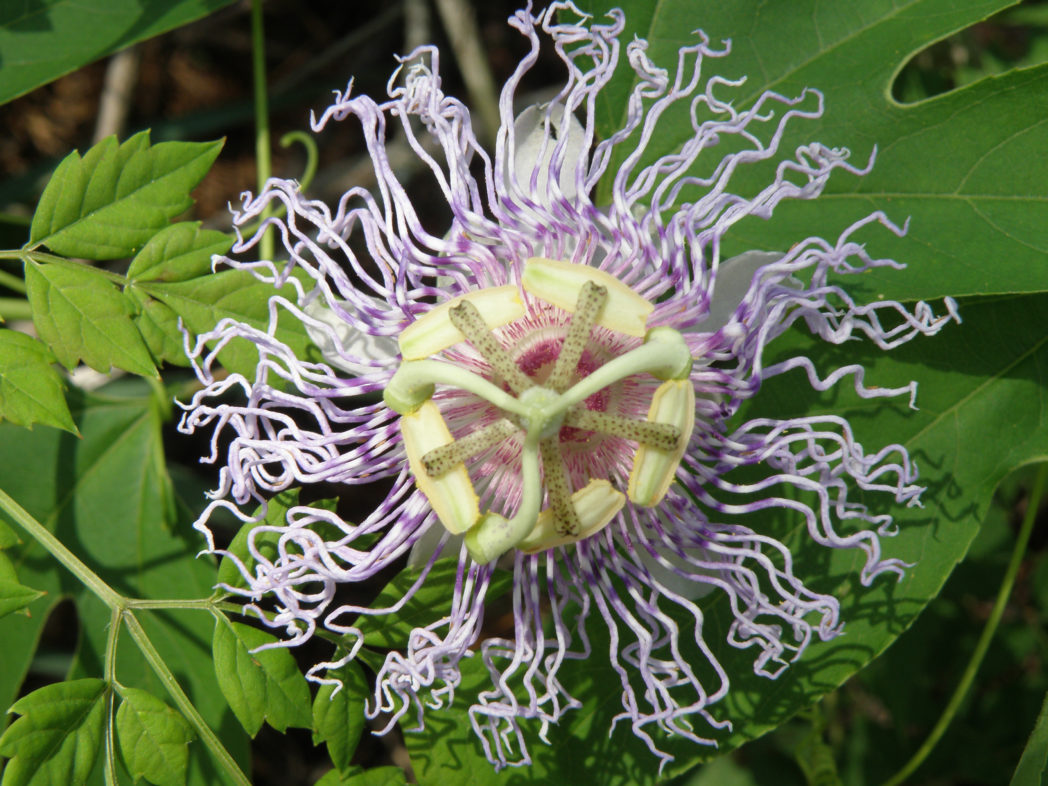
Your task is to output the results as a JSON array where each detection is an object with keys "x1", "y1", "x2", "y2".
[{"x1": 179, "y1": 2, "x2": 958, "y2": 770}]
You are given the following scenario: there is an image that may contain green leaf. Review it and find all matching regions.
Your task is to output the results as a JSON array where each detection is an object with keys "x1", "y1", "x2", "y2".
[
  {"x1": 312, "y1": 660, "x2": 368, "y2": 773},
  {"x1": 24, "y1": 261, "x2": 157, "y2": 377},
  {"x1": 28, "y1": 132, "x2": 222, "y2": 259},
  {"x1": 356, "y1": 560, "x2": 513, "y2": 650},
  {"x1": 592, "y1": 0, "x2": 1048, "y2": 302},
  {"x1": 0, "y1": 389, "x2": 249, "y2": 781},
  {"x1": 136, "y1": 267, "x2": 312, "y2": 381},
  {"x1": 116, "y1": 686, "x2": 196, "y2": 786},
  {"x1": 0, "y1": 329, "x2": 77, "y2": 433},
  {"x1": 0, "y1": 551, "x2": 45, "y2": 620},
  {"x1": 0, "y1": 1, "x2": 238, "y2": 106},
  {"x1": 315, "y1": 766, "x2": 409, "y2": 786},
  {"x1": 1012, "y1": 691, "x2": 1048, "y2": 786},
  {"x1": 0, "y1": 579, "x2": 45, "y2": 621},
  {"x1": 0, "y1": 678, "x2": 107, "y2": 786},
  {"x1": 211, "y1": 618, "x2": 312, "y2": 737},
  {"x1": 126, "y1": 223, "x2": 233, "y2": 284}
]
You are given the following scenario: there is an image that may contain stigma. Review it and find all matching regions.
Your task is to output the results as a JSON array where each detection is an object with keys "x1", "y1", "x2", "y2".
[{"x1": 384, "y1": 258, "x2": 695, "y2": 563}]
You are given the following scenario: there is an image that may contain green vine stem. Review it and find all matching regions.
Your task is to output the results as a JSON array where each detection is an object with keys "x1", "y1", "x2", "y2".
[
  {"x1": 0, "y1": 486, "x2": 252, "y2": 786},
  {"x1": 0, "y1": 297, "x2": 32, "y2": 321},
  {"x1": 103, "y1": 607, "x2": 121, "y2": 786},
  {"x1": 882, "y1": 462, "x2": 1048, "y2": 786},
  {"x1": 251, "y1": 0, "x2": 275, "y2": 264}
]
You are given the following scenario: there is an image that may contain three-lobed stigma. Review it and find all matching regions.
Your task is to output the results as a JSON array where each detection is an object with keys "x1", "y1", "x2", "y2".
[{"x1": 384, "y1": 258, "x2": 696, "y2": 563}]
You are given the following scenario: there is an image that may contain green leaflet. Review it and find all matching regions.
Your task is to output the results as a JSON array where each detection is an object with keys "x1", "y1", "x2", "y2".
[
  {"x1": 591, "y1": 0, "x2": 1048, "y2": 302},
  {"x1": 0, "y1": 0, "x2": 237, "y2": 106},
  {"x1": 211, "y1": 618, "x2": 312, "y2": 737},
  {"x1": 0, "y1": 678, "x2": 107, "y2": 786},
  {"x1": 115, "y1": 686, "x2": 196, "y2": 786},
  {"x1": 312, "y1": 660, "x2": 368, "y2": 774},
  {"x1": 0, "y1": 329, "x2": 76, "y2": 433},
  {"x1": 25, "y1": 260, "x2": 158, "y2": 377},
  {"x1": 27, "y1": 132, "x2": 222, "y2": 260}
]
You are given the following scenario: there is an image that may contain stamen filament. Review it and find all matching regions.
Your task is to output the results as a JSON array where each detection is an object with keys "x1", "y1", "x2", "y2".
[
  {"x1": 540, "y1": 437, "x2": 581, "y2": 536},
  {"x1": 422, "y1": 419, "x2": 519, "y2": 477},
  {"x1": 548, "y1": 280, "x2": 607, "y2": 393},
  {"x1": 384, "y1": 359, "x2": 529, "y2": 417},
  {"x1": 449, "y1": 300, "x2": 534, "y2": 394},
  {"x1": 564, "y1": 408, "x2": 680, "y2": 450}
]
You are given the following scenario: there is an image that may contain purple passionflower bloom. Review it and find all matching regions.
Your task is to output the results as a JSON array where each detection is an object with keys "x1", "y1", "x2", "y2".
[{"x1": 179, "y1": 2, "x2": 958, "y2": 770}]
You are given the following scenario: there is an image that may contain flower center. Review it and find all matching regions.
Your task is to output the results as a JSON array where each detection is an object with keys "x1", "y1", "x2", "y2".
[{"x1": 384, "y1": 258, "x2": 696, "y2": 563}]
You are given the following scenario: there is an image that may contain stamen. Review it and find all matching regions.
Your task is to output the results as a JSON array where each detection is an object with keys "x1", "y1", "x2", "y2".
[
  {"x1": 517, "y1": 479, "x2": 625, "y2": 554},
  {"x1": 540, "y1": 438, "x2": 580, "y2": 536},
  {"x1": 627, "y1": 379, "x2": 696, "y2": 507},
  {"x1": 449, "y1": 300, "x2": 534, "y2": 394},
  {"x1": 522, "y1": 257, "x2": 654, "y2": 337},
  {"x1": 421, "y1": 419, "x2": 518, "y2": 477},
  {"x1": 399, "y1": 285, "x2": 523, "y2": 360},
  {"x1": 547, "y1": 280, "x2": 607, "y2": 393},
  {"x1": 401, "y1": 401, "x2": 480, "y2": 534},
  {"x1": 564, "y1": 408, "x2": 680, "y2": 450}
]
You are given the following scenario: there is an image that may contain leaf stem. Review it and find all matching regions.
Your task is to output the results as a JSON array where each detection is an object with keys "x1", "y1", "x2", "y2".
[
  {"x1": 250, "y1": 0, "x2": 274, "y2": 263},
  {"x1": 881, "y1": 462, "x2": 1048, "y2": 786},
  {"x1": 123, "y1": 613, "x2": 252, "y2": 786},
  {"x1": 0, "y1": 486, "x2": 124, "y2": 609},
  {"x1": 103, "y1": 608, "x2": 121, "y2": 786}
]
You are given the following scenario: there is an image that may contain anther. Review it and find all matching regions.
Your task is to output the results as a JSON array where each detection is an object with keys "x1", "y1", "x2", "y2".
[
  {"x1": 564, "y1": 408, "x2": 680, "y2": 451},
  {"x1": 547, "y1": 280, "x2": 607, "y2": 393},
  {"x1": 540, "y1": 438, "x2": 581, "y2": 536},
  {"x1": 449, "y1": 300, "x2": 534, "y2": 394},
  {"x1": 422, "y1": 419, "x2": 518, "y2": 477}
]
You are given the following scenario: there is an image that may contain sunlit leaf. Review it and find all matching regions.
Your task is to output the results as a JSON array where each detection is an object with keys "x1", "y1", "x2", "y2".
[
  {"x1": 25, "y1": 260, "x2": 157, "y2": 377},
  {"x1": 0, "y1": 329, "x2": 76, "y2": 433},
  {"x1": 28, "y1": 132, "x2": 222, "y2": 259},
  {"x1": 0, "y1": 678, "x2": 107, "y2": 786}
]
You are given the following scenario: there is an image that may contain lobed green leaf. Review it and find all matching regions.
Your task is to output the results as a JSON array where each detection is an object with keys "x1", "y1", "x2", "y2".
[
  {"x1": 115, "y1": 686, "x2": 196, "y2": 786},
  {"x1": 315, "y1": 766, "x2": 410, "y2": 786},
  {"x1": 211, "y1": 618, "x2": 312, "y2": 737},
  {"x1": 591, "y1": 0, "x2": 1048, "y2": 302},
  {"x1": 0, "y1": 329, "x2": 77, "y2": 433},
  {"x1": 0, "y1": 678, "x2": 107, "y2": 786},
  {"x1": 28, "y1": 132, "x2": 222, "y2": 260}
]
